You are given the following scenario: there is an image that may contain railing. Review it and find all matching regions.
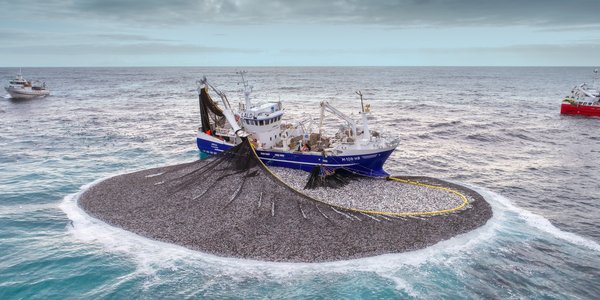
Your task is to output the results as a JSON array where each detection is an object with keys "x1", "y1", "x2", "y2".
[
  {"x1": 216, "y1": 128, "x2": 232, "y2": 136},
  {"x1": 575, "y1": 101, "x2": 600, "y2": 107},
  {"x1": 564, "y1": 98, "x2": 600, "y2": 106}
]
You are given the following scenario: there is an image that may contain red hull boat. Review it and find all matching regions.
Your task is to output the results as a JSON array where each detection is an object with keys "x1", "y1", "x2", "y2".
[
  {"x1": 560, "y1": 69, "x2": 600, "y2": 117},
  {"x1": 560, "y1": 101, "x2": 600, "y2": 117}
]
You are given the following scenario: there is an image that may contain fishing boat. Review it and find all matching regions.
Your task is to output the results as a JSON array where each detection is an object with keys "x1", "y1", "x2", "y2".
[
  {"x1": 195, "y1": 72, "x2": 399, "y2": 177},
  {"x1": 560, "y1": 69, "x2": 600, "y2": 117},
  {"x1": 5, "y1": 70, "x2": 50, "y2": 99}
]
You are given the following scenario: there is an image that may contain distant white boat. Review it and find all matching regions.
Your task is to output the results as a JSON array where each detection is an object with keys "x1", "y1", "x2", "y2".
[{"x1": 5, "y1": 70, "x2": 50, "y2": 99}]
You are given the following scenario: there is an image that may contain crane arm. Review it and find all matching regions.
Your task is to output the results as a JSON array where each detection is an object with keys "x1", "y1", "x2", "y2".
[
  {"x1": 197, "y1": 77, "x2": 246, "y2": 137},
  {"x1": 575, "y1": 84, "x2": 599, "y2": 98},
  {"x1": 320, "y1": 101, "x2": 357, "y2": 138}
]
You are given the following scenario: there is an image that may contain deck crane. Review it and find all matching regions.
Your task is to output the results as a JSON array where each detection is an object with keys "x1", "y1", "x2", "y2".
[
  {"x1": 197, "y1": 77, "x2": 247, "y2": 138},
  {"x1": 319, "y1": 99, "x2": 371, "y2": 145}
]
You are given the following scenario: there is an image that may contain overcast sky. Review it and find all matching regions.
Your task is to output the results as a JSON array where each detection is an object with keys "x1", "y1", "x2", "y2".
[{"x1": 1, "y1": 0, "x2": 599, "y2": 67}]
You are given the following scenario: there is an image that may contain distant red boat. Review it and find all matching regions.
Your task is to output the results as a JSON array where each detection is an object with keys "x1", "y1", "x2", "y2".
[
  {"x1": 560, "y1": 101, "x2": 600, "y2": 117},
  {"x1": 560, "y1": 69, "x2": 600, "y2": 117}
]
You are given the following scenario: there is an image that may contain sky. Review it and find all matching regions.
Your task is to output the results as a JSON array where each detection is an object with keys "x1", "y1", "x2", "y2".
[{"x1": 1, "y1": 0, "x2": 600, "y2": 67}]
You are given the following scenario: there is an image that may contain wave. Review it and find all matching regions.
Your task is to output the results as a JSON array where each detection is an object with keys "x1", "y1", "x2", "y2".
[
  {"x1": 430, "y1": 129, "x2": 459, "y2": 138},
  {"x1": 463, "y1": 183, "x2": 600, "y2": 252},
  {"x1": 0, "y1": 202, "x2": 59, "y2": 216},
  {"x1": 465, "y1": 133, "x2": 505, "y2": 142},
  {"x1": 277, "y1": 86, "x2": 302, "y2": 91},
  {"x1": 428, "y1": 120, "x2": 462, "y2": 128},
  {"x1": 504, "y1": 131, "x2": 538, "y2": 142}
]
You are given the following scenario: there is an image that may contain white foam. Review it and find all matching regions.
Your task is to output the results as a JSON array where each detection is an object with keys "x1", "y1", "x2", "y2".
[
  {"x1": 0, "y1": 202, "x2": 58, "y2": 215},
  {"x1": 460, "y1": 182, "x2": 600, "y2": 252},
  {"x1": 59, "y1": 179, "x2": 500, "y2": 278},
  {"x1": 59, "y1": 178, "x2": 599, "y2": 294},
  {"x1": 377, "y1": 273, "x2": 420, "y2": 298}
]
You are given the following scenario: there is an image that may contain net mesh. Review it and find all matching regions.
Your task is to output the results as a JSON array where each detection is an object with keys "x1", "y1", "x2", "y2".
[{"x1": 79, "y1": 137, "x2": 490, "y2": 262}]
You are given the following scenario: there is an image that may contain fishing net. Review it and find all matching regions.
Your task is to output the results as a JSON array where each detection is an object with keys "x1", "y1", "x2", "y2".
[
  {"x1": 163, "y1": 138, "x2": 354, "y2": 207},
  {"x1": 303, "y1": 165, "x2": 353, "y2": 189},
  {"x1": 198, "y1": 86, "x2": 226, "y2": 135},
  {"x1": 79, "y1": 136, "x2": 490, "y2": 262}
]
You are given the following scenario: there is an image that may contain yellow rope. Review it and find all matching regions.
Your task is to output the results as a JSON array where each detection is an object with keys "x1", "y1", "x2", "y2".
[
  {"x1": 249, "y1": 142, "x2": 469, "y2": 217},
  {"x1": 384, "y1": 177, "x2": 470, "y2": 216}
]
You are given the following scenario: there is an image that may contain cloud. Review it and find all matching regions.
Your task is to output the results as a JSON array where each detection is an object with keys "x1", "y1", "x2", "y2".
[
  {"x1": 0, "y1": 29, "x2": 174, "y2": 47},
  {"x1": 433, "y1": 43, "x2": 600, "y2": 65},
  {"x1": 2, "y1": 1, "x2": 599, "y2": 66},
  {"x1": 279, "y1": 41, "x2": 600, "y2": 66},
  {"x1": 536, "y1": 24, "x2": 600, "y2": 32},
  {"x1": 5, "y1": 0, "x2": 596, "y2": 27},
  {"x1": 88, "y1": 33, "x2": 173, "y2": 42},
  {"x1": 0, "y1": 29, "x2": 47, "y2": 40},
  {"x1": 0, "y1": 42, "x2": 258, "y2": 55}
]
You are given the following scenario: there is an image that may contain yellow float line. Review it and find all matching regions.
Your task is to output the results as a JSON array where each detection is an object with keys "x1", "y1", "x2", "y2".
[
  {"x1": 249, "y1": 142, "x2": 469, "y2": 217},
  {"x1": 385, "y1": 177, "x2": 470, "y2": 216}
]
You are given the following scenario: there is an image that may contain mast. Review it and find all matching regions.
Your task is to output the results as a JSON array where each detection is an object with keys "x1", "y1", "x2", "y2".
[
  {"x1": 237, "y1": 70, "x2": 252, "y2": 110},
  {"x1": 356, "y1": 90, "x2": 364, "y2": 113},
  {"x1": 355, "y1": 90, "x2": 370, "y2": 141}
]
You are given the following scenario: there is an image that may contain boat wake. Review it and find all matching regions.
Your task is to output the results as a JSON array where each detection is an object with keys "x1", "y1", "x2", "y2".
[{"x1": 479, "y1": 185, "x2": 600, "y2": 252}]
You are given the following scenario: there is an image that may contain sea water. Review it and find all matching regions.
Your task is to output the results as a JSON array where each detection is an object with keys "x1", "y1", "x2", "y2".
[{"x1": 0, "y1": 67, "x2": 598, "y2": 299}]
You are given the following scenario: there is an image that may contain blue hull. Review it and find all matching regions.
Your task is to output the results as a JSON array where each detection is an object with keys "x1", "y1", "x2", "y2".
[{"x1": 197, "y1": 137, "x2": 393, "y2": 177}]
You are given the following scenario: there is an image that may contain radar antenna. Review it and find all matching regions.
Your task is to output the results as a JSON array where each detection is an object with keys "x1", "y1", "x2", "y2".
[{"x1": 236, "y1": 70, "x2": 253, "y2": 110}]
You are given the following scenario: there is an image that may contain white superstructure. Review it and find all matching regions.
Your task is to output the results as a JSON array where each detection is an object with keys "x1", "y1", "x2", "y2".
[{"x1": 5, "y1": 70, "x2": 50, "y2": 99}]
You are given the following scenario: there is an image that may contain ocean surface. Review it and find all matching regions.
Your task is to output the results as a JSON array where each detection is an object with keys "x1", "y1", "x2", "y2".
[{"x1": 1, "y1": 67, "x2": 599, "y2": 299}]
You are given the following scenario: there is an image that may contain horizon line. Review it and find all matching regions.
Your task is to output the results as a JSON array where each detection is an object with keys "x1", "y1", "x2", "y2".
[{"x1": 2, "y1": 65, "x2": 598, "y2": 68}]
